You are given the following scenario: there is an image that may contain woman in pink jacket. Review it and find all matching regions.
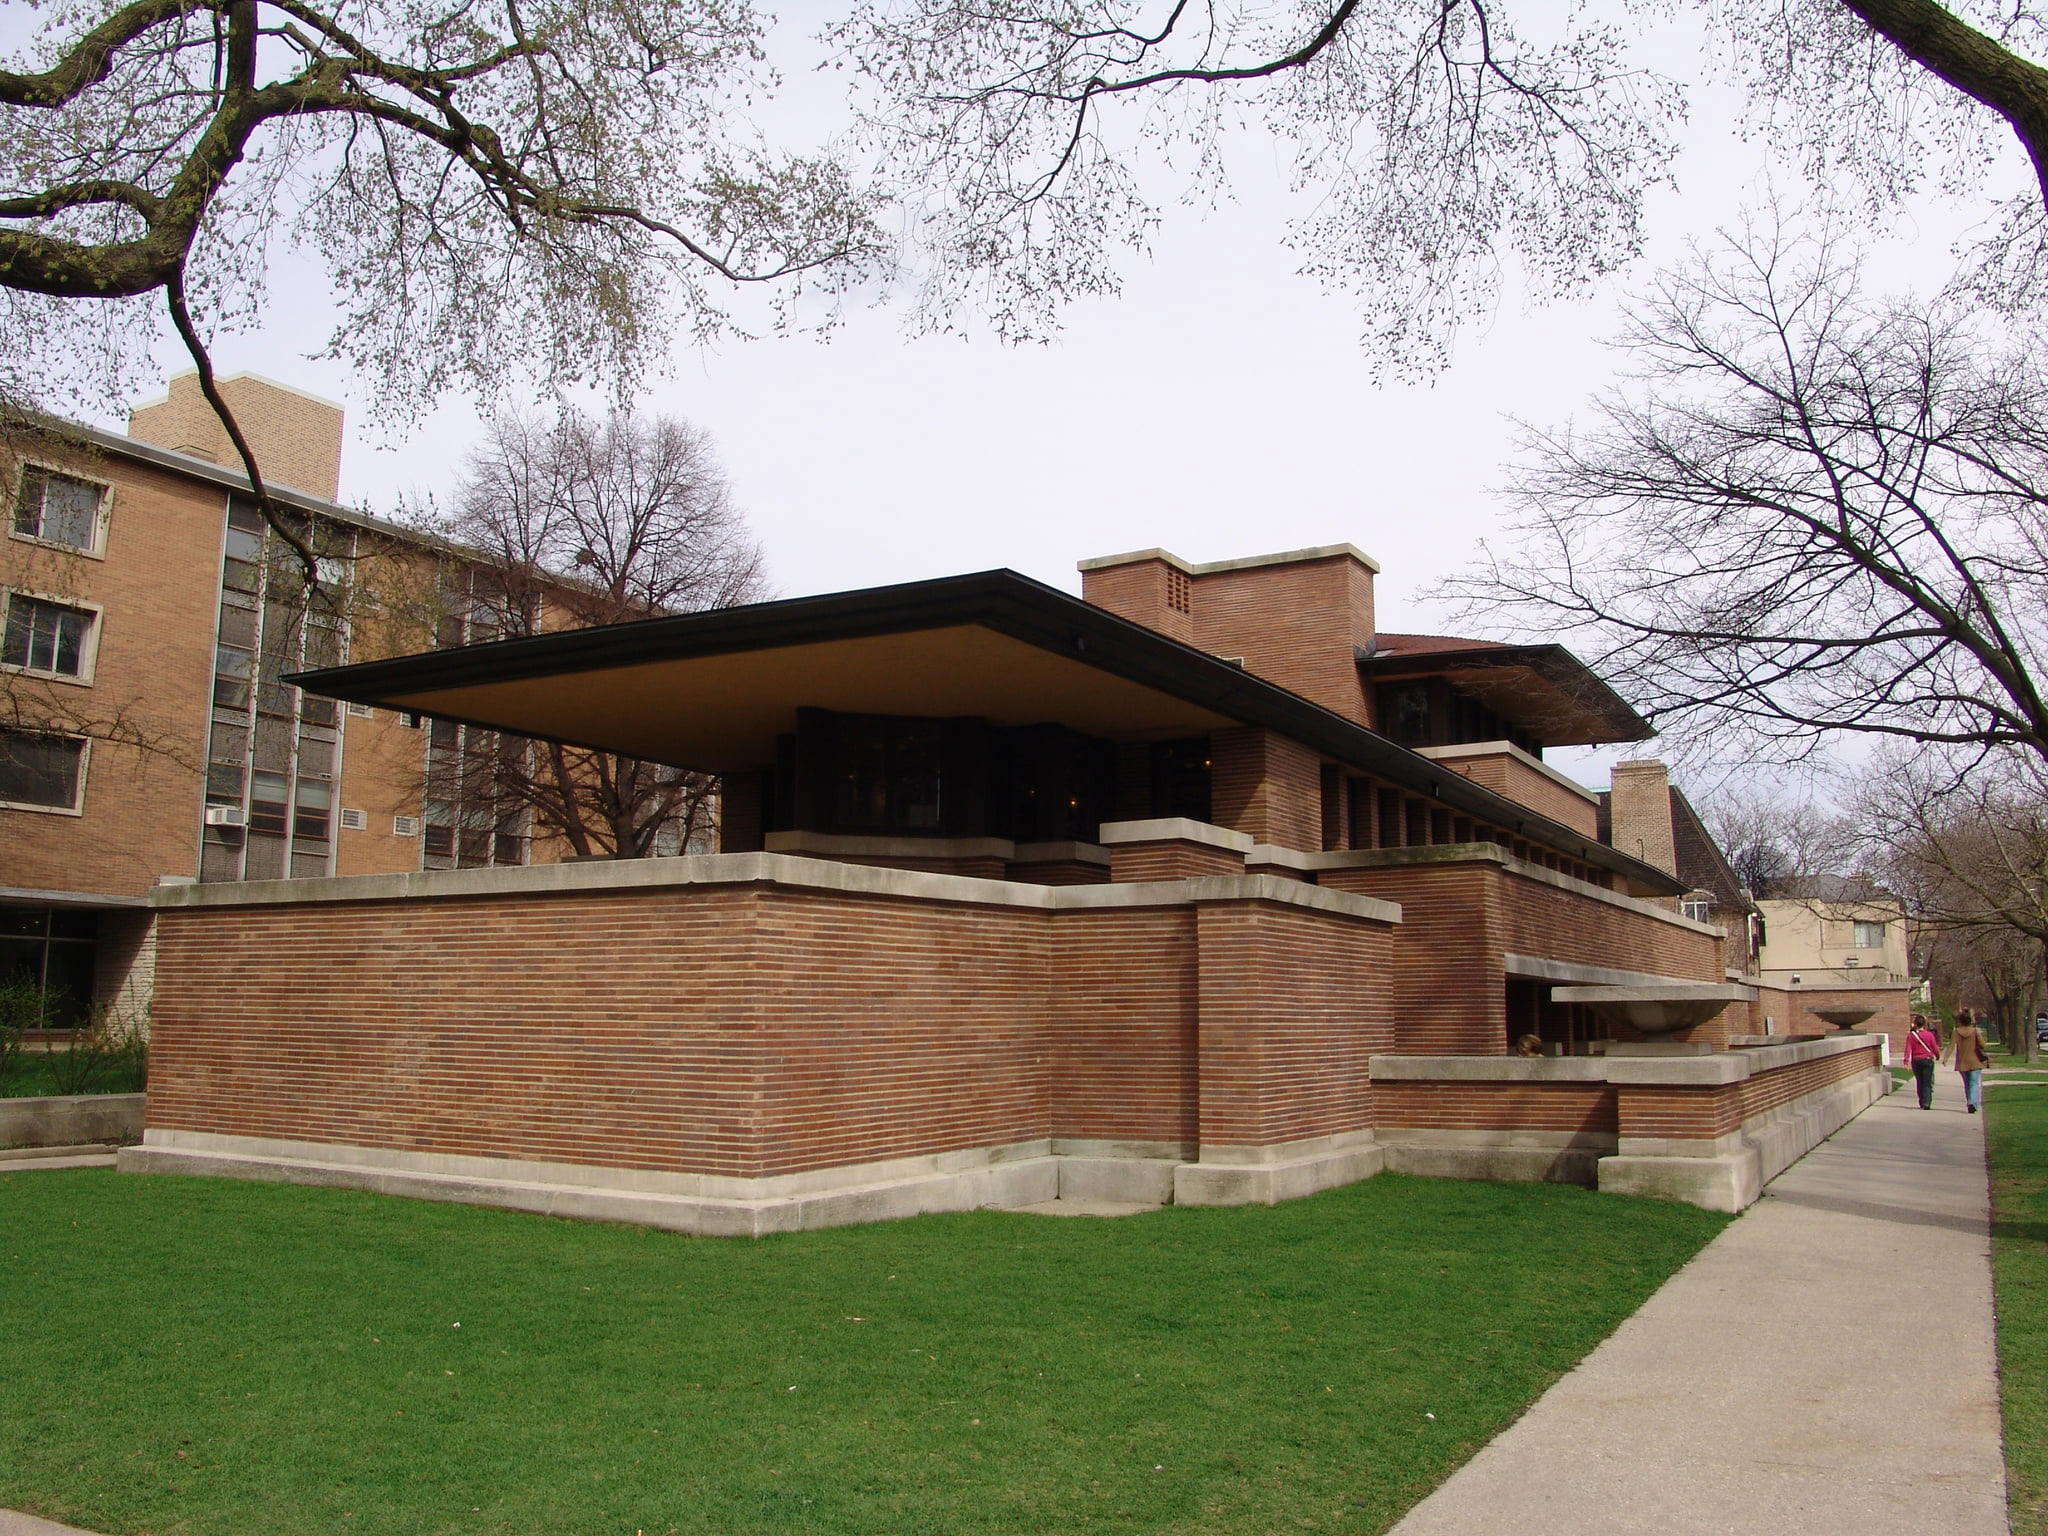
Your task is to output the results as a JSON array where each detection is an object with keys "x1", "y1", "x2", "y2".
[{"x1": 1904, "y1": 1013, "x2": 1942, "y2": 1110}]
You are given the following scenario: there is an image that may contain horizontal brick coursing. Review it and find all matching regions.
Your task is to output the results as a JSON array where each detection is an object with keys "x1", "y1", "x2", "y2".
[
  {"x1": 1108, "y1": 842, "x2": 1245, "y2": 882},
  {"x1": 1195, "y1": 898, "x2": 1391, "y2": 1146},
  {"x1": 1374, "y1": 1080, "x2": 1617, "y2": 1135},
  {"x1": 1615, "y1": 1044, "x2": 1879, "y2": 1140},
  {"x1": 1746, "y1": 983, "x2": 1914, "y2": 1059},
  {"x1": 150, "y1": 880, "x2": 1395, "y2": 1179},
  {"x1": 1438, "y1": 753, "x2": 1599, "y2": 840}
]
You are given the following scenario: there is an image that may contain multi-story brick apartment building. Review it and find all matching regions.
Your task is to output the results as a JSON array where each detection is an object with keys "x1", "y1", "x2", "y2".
[
  {"x1": 128, "y1": 542, "x2": 1904, "y2": 1224},
  {"x1": 1, "y1": 374, "x2": 548, "y2": 1025}
]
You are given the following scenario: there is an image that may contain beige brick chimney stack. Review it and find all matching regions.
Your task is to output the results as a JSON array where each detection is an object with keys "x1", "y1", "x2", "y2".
[
  {"x1": 128, "y1": 371, "x2": 344, "y2": 501},
  {"x1": 1608, "y1": 759, "x2": 1678, "y2": 877}
]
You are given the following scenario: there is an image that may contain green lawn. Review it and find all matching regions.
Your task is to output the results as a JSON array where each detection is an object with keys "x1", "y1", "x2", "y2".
[
  {"x1": 1988, "y1": 1076, "x2": 2048, "y2": 1535},
  {"x1": 0, "y1": 1169, "x2": 1728, "y2": 1536}
]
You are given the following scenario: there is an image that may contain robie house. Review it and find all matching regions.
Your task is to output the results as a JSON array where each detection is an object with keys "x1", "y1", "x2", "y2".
[{"x1": 125, "y1": 544, "x2": 1901, "y2": 1229}]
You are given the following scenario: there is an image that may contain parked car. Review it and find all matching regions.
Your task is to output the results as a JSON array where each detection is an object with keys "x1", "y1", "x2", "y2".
[{"x1": 2036, "y1": 1013, "x2": 2048, "y2": 1047}]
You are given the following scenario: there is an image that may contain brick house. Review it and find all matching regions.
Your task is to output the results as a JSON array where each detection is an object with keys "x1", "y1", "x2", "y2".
[{"x1": 126, "y1": 543, "x2": 1901, "y2": 1224}]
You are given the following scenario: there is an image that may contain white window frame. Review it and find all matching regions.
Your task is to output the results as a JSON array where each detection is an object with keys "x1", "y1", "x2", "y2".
[
  {"x1": 0, "y1": 729, "x2": 90, "y2": 816},
  {"x1": 0, "y1": 588, "x2": 104, "y2": 686},
  {"x1": 9, "y1": 460, "x2": 111, "y2": 560},
  {"x1": 1851, "y1": 920, "x2": 1888, "y2": 949}
]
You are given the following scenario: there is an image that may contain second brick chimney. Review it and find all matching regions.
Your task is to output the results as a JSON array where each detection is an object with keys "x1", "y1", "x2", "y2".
[
  {"x1": 129, "y1": 371, "x2": 345, "y2": 502},
  {"x1": 1608, "y1": 759, "x2": 1679, "y2": 878}
]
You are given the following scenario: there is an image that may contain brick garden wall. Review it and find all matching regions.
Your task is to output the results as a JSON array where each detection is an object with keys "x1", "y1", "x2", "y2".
[{"x1": 149, "y1": 873, "x2": 1395, "y2": 1178}]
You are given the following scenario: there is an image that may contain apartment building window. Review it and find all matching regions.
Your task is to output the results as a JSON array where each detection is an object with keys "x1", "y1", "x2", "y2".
[
  {"x1": 1852, "y1": 920, "x2": 1887, "y2": 948},
  {"x1": 0, "y1": 729, "x2": 86, "y2": 812},
  {"x1": 202, "y1": 498, "x2": 349, "y2": 883},
  {"x1": 11, "y1": 466, "x2": 105, "y2": 553},
  {"x1": 2, "y1": 594, "x2": 96, "y2": 679}
]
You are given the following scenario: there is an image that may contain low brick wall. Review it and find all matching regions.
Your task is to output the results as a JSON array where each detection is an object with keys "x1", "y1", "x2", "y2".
[
  {"x1": 1369, "y1": 1035, "x2": 1885, "y2": 1210},
  {"x1": 131, "y1": 854, "x2": 1400, "y2": 1231}
]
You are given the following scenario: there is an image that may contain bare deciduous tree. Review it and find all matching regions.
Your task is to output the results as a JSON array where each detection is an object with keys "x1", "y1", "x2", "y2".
[
  {"x1": 834, "y1": 0, "x2": 2048, "y2": 374},
  {"x1": 415, "y1": 408, "x2": 767, "y2": 859},
  {"x1": 0, "y1": 0, "x2": 887, "y2": 559},
  {"x1": 1850, "y1": 751, "x2": 2048, "y2": 1055},
  {"x1": 1438, "y1": 219, "x2": 2048, "y2": 770}
]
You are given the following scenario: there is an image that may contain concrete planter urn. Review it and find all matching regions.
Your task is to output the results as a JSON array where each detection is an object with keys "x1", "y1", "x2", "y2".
[{"x1": 1812, "y1": 1005, "x2": 1881, "y2": 1031}]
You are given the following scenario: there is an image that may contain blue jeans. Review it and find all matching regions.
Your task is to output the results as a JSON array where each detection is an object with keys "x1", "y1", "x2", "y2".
[
  {"x1": 1962, "y1": 1068, "x2": 1983, "y2": 1110},
  {"x1": 1913, "y1": 1060, "x2": 1936, "y2": 1108}
]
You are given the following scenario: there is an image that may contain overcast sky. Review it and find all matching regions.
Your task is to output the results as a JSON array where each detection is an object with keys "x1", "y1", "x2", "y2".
[{"x1": 17, "y1": 0, "x2": 2015, "y2": 789}]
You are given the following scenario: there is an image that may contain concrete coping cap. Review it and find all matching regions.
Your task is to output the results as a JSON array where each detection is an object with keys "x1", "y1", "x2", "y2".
[{"x1": 1095, "y1": 818, "x2": 1255, "y2": 853}]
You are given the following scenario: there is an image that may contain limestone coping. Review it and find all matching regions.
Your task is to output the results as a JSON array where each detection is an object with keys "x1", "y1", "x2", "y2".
[
  {"x1": 1505, "y1": 954, "x2": 1719, "y2": 989},
  {"x1": 1010, "y1": 840, "x2": 1112, "y2": 865},
  {"x1": 149, "y1": 849, "x2": 1403, "y2": 925},
  {"x1": 1306, "y1": 842, "x2": 1725, "y2": 937},
  {"x1": 1370, "y1": 1032, "x2": 1877, "y2": 1087},
  {"x1": 1095, "y1": 817, "x2": 1256, "y2": 853},
  {"x1": 1246, "y1": 843, "x2": 1321, "y2": 871}
]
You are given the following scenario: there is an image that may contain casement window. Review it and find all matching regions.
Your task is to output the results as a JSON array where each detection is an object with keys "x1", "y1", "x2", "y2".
[
  {"x1": 1852, "y1": 920, "x2": 1887, "y2": 949},
  {"x1": 1, "y1": 594, "x2": 97, "y2": 680},
  {"x1": 0, "y1": 730, "x2": 87, "y2": 812},
  {"x1": 11, "y1": 466, "x2": 106, "y2": 553}
]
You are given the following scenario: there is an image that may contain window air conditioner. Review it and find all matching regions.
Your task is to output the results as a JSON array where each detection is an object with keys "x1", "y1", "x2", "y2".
[
  {"x1": 345, "y1": 702, "x2": 374, "y2": 718},
  {"x1": 392, "y1": 815, "x2": 421, "y2": 837},
  {"x1": 339, "y1": 808, "x2": 368, "y2": 832},
  {"x1": 205, "y1": 805, "x2": 248, "y2": 827}
]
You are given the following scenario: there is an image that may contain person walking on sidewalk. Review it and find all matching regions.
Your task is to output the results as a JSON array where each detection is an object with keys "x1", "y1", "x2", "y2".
[
  {"x1": 1946, "y1": 1008, "x2": 1991, "y2": 1114},
  {"x1": 1905, "y1": 1013, "x2": 1942, "y2": 1110}
]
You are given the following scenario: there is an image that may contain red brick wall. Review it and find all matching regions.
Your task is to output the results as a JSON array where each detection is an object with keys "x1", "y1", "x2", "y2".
[
  {"x1": 1209, "y1": 727, "x2": 1323, "y2": 851},
  {"x1": 149, "y1": 878, "x2": 1397, "y2": 1179},
  {"x1": 1079, "y1": 559, "x2": 1195, "y2": 646},
  {"x1": 1193, "y1": 898, "x2": 1390, "y2": 1147},
  {"x1": 1109, "y1": 842, "x2": 1245, "y2": 882},
  {"x1": 1321, "y1": 861, "x2": 1501, "y2": 1053},
  {"x1": 1434, "y1": 752, "x2": 1600, "y2": 839},
  {"x1": 1746, "y1": 983, "x2": 1913, "y2": 1057},
  {"x1": 151, "y1": 887, "x2": 774, "y2": 1176},
  {"x1": 1615, "y1": 1043, "x2": 1880, "y2": 1140},
  {"x1": 1374, "y1": 1080, "x2": 1618, "y2": 1136},
  {"x1": 1049, "y1": 907, "x2": 1200, "y2": 1144},
  {"x1": 1190, "y1": 557, "x2": 1372, "y2": 725},
  {"x1": 1320, "y1": 856, "x2": 1724, "y2": 1055},
  {"x1": 746, "y1": 891, "x2": 1054, "y2": 1175}
]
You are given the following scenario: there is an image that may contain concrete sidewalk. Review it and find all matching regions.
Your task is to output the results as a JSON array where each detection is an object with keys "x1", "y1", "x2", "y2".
[{"x1": 1388, "y1": 1069, "x2": 2006, "y2": 1536}]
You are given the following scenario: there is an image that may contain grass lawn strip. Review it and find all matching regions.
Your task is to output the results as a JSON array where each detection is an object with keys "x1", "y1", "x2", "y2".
[
  {"x1": 0, "y1": 1169, "x2": 1726, "y2": 1536},
  {"x1": 1987, "y1": 1062, "x2": 2048, "y2": 1535}
]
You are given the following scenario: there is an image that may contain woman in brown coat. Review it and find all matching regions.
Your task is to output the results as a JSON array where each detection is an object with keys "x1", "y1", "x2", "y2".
[{"x1": 1945, "y1": 1008, "x2": 1991, "y2": 1114}]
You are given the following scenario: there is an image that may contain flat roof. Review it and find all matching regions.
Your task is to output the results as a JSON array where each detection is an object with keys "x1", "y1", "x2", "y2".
[{"x1": 291, "y1": 569, "x2": 1684, "y2": 892}]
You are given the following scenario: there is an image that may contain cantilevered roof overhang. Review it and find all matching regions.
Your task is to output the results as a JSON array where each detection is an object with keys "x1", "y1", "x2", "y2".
[
  {"x1": 1365, "y1": 636, "x2": 1651, "y2": 747},
  {"x1": 291, "y1": 569, "x2": 1683, "y2": 894}
]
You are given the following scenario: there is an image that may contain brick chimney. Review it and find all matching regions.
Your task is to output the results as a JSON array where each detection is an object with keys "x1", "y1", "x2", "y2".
[
  {"x1": 129, "y1": 371, "x2": 344, "y2": 501},
  {"x1": 1079, "y1": 545, "x2": 1379, "y2": 725},
  {"x1": 1608, "y1": 759, "x2": 1678, "y2": 877}
]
